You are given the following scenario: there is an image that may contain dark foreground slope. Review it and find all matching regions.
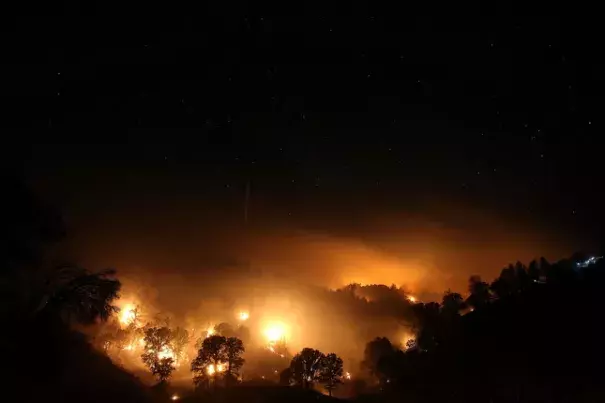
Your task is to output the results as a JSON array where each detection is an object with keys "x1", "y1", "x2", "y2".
[
  {"x1": 181, "y1": 385, "x2": 341, "y2": 403},
  {"x1": 3, "y1": 314, "x2": 152, "y2": 403}
]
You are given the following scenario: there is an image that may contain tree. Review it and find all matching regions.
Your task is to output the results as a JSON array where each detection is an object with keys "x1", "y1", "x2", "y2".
[
  {"x1": 35, "y1": 266, "x2": 121, "y2": 324},
  {"x1": 191, "y1": 334, "x2": 227, "y2": 389},
  {"x1": 467, "y1": 275, "x2": 491, "y2": 309},
  {"x1": 527, "y1": 259, "x2": 541, "y2": 281},
  {"x1": 362, "y1": 337, "x2": 395, "y2": 382},
  {"x1": 320, "y1": 353, "x2": 343, "y2": 396},
  {"x1": 154, "y1": 357, "x2": 176, "y2": 382},
  {"x1": 171, "y1": 327, "x2": 190, "y2": 362},
  {"x1": 290, "y1": 348, "x2": 325, "y2": 389},
  {"x1": 141, "y1": 327, "x2": 175, "y2": 382},
  {"x1": 441, "y1": 289, "x2": 464, "y2": 317},
  {"x1": 224, "y1": 337, "x2": 245, "y2": 385},
  {"x1": 279, "y1": 367, "x2": 293, "y2": 385}
]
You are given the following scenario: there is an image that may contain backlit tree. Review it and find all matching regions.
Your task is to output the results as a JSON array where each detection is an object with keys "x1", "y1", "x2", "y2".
[
  {"x1": 290, "y1": 348, "x2": 325, "y2": 389},
  {"x1": 320, "y1": 353, "x2": 344, "y2": 396},
  {"x1": 141, "y1": 327, "x2": 175, "y2": 382}
]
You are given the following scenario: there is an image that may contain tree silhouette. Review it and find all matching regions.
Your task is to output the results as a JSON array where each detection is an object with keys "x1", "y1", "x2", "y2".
[
  {"x1": 467, "y1": 275, "x2": 491, "y2": 309},
  {"x1": 411, "y1": 302, "x2": 441, "y2": 351},
  {"x1": 191, "y1": 334, "x2": 228, "y2": 389},
  {"x1": 320, "y1": 353, "x2": 343, "y2": 396},
  {"x1": 224, "y1": 337, "x2": 245, "y2": 385},
  {"x1": 279, "y1": 367, "x2": 293, "y2": 385},
  {"x1": 170, "y1": 326, "x2": 189, "y2": 363},
  {"x1": 39, "y1": 266, "x2": 121, "y2": 325},
  {"x1": 441, "y1": 289, "x2": 464, "y2": 317},
  {"x1": 154, "y1": 357, "x2": 176, "y2": 382},
  {"x1": 362, "y1": 337, "x2": 395, "y2": 383},
  {"x1": 141, "y1": 327, "x2": 175, "y2": 382},
  {"x1": 289, "y1": 348, "x2": 325, "y2": 389}
]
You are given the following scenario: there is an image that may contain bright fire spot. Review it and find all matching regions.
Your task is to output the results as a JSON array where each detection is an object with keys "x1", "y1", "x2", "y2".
[
  {"x1": 401, "y1": 333, "x2": 415, "y2": 350},
  {"x1": 207, "y1": 326, "x2": 215, "y2": 337},
  {"x1": 171, "y1": 394, "x2": 179, "y2": 401},
  {"x1": 119, "y1": 304, "x2": 137, "y2": 326},
  {"x1": 263, "y1": 322, "x2": 288, "y2": 343},
  {"x1": 157, "y1": 345, "x2": 177, "y2": 362},
  {"x1": 238, "y1": 311, "x2": 250, "y2": 321},
  {"x1": 345, "y1": 372, "x2": 351, "y2": 380},
  {"x1": 206, "y1": 363, "x2": 226, "y2": 375},
  {"x1": 407, "y1": 296, "x2": 417, "y2": 303}
]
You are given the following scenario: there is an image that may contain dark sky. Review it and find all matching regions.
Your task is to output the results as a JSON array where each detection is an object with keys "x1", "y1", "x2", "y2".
[{"x1": 4, "y1": 10, "x2": 603, "y2": 292}]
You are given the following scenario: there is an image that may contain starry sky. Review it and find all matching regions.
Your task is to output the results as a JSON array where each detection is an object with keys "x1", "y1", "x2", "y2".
[{"x1": 4, "y1": 11, "x2": 604, "y2": 291}]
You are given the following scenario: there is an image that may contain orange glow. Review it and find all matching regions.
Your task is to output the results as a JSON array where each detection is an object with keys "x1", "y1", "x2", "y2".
[
  {"x1": 408, "y1": 295, "x2": 417, "y2": 303},
  {"x1": 171, "y1": 395, "x2": 179, "y2": 401},
  {"x1": 157, "y1": 345, "x2": 177, "y2": 365},
  {"x1": 238, "y1": 311, "x2": 250, "y2": 321},
  {"x1": 345, "y1": 371, "x2": 351, "y2": 380},
  {"x1": 206, "y1": 363, "x2": 226, "y2": 375},
  {"x1": 401, "y1": 332, "x2": 415, "y2": 350},
  {"x1": 263, "y1": 322, "x2": 288, "y2": 343},
  {"x1": 119, "y1": 304, "x2": 137, "y2": 327}
]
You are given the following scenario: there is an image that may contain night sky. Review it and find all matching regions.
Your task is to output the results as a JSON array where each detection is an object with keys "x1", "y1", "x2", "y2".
[{"x1": 4, "y1": 11, "x2": 604, "y2": 292}]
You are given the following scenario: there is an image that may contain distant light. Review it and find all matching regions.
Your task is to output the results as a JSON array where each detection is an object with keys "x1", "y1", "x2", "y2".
[{"x1": 171, "y1": 394, "x2": 179, "y2": 401}]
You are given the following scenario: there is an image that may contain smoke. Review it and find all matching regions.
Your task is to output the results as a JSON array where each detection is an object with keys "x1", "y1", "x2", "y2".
[{"x1": 62, "y1": 201, "x2": 577, "y2": 383}]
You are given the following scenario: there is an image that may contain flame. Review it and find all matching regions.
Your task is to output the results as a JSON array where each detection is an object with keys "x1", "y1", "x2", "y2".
[
  {"x1": 157, "y1": 345, "x2": 177, "y2": 364},
  {"x1": 407, "y1": 295, "x2": 417, "y2": 303},
  {"x1": 123, "y1": 337, "x2": 145, "y2": 352},
  {"x1": 263, "y1": 322, "x2": 288, "y2": 343},
  {"x1": 345, "y1": 372, "x2": 351, "y2": 380},
  {"x1": 238, "y1": 311, "x2": 250, "y2": 321},
  {"x1": 206, "y1": 363, "x2": 226, "y2": 375},
  {"x1": 171, "y1": 395, "x2": 179, "y2": 401},
  {"x1": 207, "y1": 326, "x2": 215, "y2": 337},
  {"x1": 119, "y1": 304, "x2": 137, "y2": 327}
]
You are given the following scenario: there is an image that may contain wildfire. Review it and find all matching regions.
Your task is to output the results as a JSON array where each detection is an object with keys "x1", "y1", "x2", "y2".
[
  {"x1": 206, "y1": 325, "x2": 216, "y2": 337},
  {"x1": 119, "y1": 304, "x2": 138, "y2": 327},
  {"x1": 401, "y1": 333, "x2": 415, "y2": 350},
  {"x1": 407, "y1": 295, "x2": 417, "y2": 303},
  {"x1": 158, "y1": 345, "x2": 177, "y2": 363},
  {"x1": 238, "y1": 311, "x2": 250, "y2": 321},
  {"x1": 345, "y1": 372, "x2": 352, "y2": 380},
  {"x1": 263, "y1": 322, "x2": 288, "y2": 343},
  {"x1": 171, "y1": 395, "x2": 179, "y2": 401},
  {"x1": 122, "y1": 337, "x2": 145, "y2": 352},
  {"x1": 206, "y1": 363, "x2": 226, "y2": 375}
]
